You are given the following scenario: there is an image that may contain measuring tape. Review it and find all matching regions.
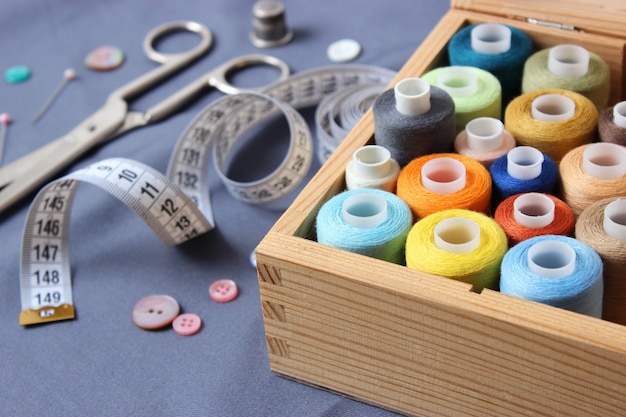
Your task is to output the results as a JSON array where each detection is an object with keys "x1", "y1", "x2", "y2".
[{"x1": 19, "y1": 64, "x2": 396, "y2": 325}]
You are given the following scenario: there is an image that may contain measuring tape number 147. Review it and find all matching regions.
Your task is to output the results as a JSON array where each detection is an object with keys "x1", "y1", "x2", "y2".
[{"x1": 19, "y1": 65, "x2": 397, "y2": 325}]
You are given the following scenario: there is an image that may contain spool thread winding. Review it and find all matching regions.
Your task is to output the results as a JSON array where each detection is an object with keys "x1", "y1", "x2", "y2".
[
  {"x1": 504, "y1": 88, "x2": 598, "y2": 163},
  {"x1": 500, "y1": 235, "x2": 603, "y2": 318},
  {"x1": 576, "y1": 197, "x2": 626, "y2": 325},
  {"x1": 405, "y1": 209, "x2": 508, "y2": 291},
  {"x1": 396, "y1": 153, "x2": 492, "y2": 220},
  {"x1": 316, "y1": 188, "x2": 412, "y2": 265},
  {"x1": 598, "y1": 105, "x2": 626, "y2": 147},
  {"x1": 454, "y1": 127, "x2": 516, "y2": 168},
  {"x1": 489, "y1": 150, "x2": 559, "y2": 201}
]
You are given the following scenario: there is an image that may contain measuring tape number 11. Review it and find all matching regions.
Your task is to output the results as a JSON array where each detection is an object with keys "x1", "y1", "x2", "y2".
[{"x1": 19, "y1": 65, "x2": 397, "y2": 325}]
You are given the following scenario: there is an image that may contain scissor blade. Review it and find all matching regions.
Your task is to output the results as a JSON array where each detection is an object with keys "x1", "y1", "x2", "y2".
[{"x1": 110, "y1": 111, "x2": 149, "y2": 137}]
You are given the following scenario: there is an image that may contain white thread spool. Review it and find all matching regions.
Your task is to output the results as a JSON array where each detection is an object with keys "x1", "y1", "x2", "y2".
[
  {"x1": 394, "y1": 78, "x2": 431, "y2": 116},
  {"x1": 613, "y1": 101, "x2": 626, "y2": 128},
  {"x1": 434, "y1": 217, "x2": 481, "y2": 254},
  {"x1": 548, "y1": 44, "x2": 590, "y2": 78},
  {"x1": 582, "y1": 142, "x2": 626, "y2": 180},
  {"x1": 342, "y1": 193, "x2": 388, "y2": 229},
  {"x1": 513, "y1": 193, "x2": 555, "y2": 228},
  {"x1": 527, "y1": 239, "x2": 576, "y2": 278},
  {"x1": 436, "y1": 67, "x2": 478, "y2": 98},
  {"x1": 531, "y1": 94, "x2": 576, "y2": 122},
  {"x1": 345, "y1": 145, "x2": 400, "y2": 192},
  {"x1": 603, "y1": 198, "x2": 626, "y2": 241},
  {"x1": 507, "y1": 146, "x2": 544, "y2": 180},
  {"x1": 465, "y1": 117, "x2": 504, "y2": 152},
  {"x1": 471, "y1": 23, "x2": 511, "y2": 55},
  {"x1": 421, "y1": 157, "x2": 466, "y2": 194}
]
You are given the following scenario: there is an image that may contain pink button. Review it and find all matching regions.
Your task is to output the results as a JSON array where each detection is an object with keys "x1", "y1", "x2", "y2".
[
  {"x1": 172, "y1": 313, "x2": 202, "y2": 336},
  {"x1": 209, "y1": 279, "x2": 238, "y2": 303},
  {"x1": 132, "y1": 295, "x2": 180, "y2": 330}
]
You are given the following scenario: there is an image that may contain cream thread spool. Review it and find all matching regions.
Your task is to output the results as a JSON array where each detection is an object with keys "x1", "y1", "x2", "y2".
[{"x1": 345, "y1": 145, "x2": 400, "y2": 192}]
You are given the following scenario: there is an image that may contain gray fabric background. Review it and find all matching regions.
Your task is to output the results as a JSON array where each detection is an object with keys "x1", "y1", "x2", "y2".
[{"x1": 0, "y1": 1, "x2": 448, "y2": 415}]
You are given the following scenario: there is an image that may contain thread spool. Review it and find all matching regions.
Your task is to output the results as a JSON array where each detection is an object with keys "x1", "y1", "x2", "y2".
[
  {"x1": 494, "y1": 192, "x2": 575, "y2": 246},
  {"x1": 598, "y1": 101, "x2": 626, "y2": 146},
  {"x1": 316, "y1": 188, "x2": 412, "y2": 264},
  {"x1": 500, "y1": 235, "x2": 603, "y2": 318},
  {"x1": 373, "y1": 78, "x2": 456, "y2": 167},
  {"x1": 405, "y1": 209, "x2": 508, "y2": 291},
  {"x1": 560, "y1": 142, "x2": 626, "y2": 216},
  {"x1": 489, "y1": 146, "x2": 559, "y2": 201},
  {"x1": 345, "y1": 145, "x2": 400, "y2": 192},
  {"x1": 396, "y1": 153, "x2": 492, "y2": 220},
  {"x1": 504, "y1": 88, "x2": 598, "y2": 163},
  {"x1": 576, "y1": 197, "x2": 626, "y2": 325},
  {"x1": 454, "y1": 117, "x2": 516, "y2": 168},
  {"x1": 522, "y1": 44, "x2": 610, "y2": 111},
  {"x1": 447, "y1": 23, "x2": 533, "y2": 106},
  {"x1": 421, "y1": 66, "x2": 502, "y2": 133}
]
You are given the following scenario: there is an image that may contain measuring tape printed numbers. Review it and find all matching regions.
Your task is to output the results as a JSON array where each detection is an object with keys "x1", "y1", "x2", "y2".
[
  {"x1": 18, "y1": 64, "x2": 396, "y2": 326},
  {"x1": 19, "y1": 158, "x2": 211, "y2": 326}
]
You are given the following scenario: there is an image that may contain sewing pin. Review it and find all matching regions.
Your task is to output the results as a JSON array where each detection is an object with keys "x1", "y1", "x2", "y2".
[
  {"x1": 32, "y1": 68, "x2": 77, "y2": 124},
  {"x1": 0, "y1": 113, "x2": 11, "y2": 165}
]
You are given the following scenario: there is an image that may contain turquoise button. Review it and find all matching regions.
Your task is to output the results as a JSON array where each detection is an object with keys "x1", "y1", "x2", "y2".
[{"x1": 5, "y1": 65, "x2": 31, "y2": 84}]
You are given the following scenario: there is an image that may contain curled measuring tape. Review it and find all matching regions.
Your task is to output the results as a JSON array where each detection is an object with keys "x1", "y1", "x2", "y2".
[{"x1": 19, "y1": 64, "x2": 396, "y2": 325}]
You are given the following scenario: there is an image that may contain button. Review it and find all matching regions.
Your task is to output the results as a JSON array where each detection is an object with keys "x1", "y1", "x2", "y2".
[
  {"x1": 5, "y1": 65, "x2": 31, "y2": 84},
  {"x1": 172, "y1": 313, "x2": 202, "y2": 336},
  {"x1": 249, "y1": 250, "x2": 257, "y2": 269},
  {"x1": 85, "y1": 46, "x2": 125, "y2": 71},
  {"x1": 209, "y1": 279, "x2": 238, "y2": 303},
  {"x1": 327, "y1": 39, "x2": 362, "y2": 63},
  {"x1": 132, "y1": 295, "x2": 180, "y2": 330}
]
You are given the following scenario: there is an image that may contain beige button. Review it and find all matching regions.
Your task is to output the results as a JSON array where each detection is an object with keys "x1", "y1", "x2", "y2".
[{"x1": 132, "y1": 295, "x2": 180, "y2": 330}]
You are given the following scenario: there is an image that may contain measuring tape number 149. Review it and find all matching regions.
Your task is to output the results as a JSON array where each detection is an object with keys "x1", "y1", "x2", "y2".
[{"x1": 19, "y1": 65, "x2": 397, "y2": 325}]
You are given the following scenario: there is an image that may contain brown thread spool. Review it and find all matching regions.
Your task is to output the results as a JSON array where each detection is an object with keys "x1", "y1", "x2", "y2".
[
  {"x1": 560, "y1": 142, "x2": 626, "y2": 216},
  {"x1": 494, "y1": 192, "x2": 574, "y2": 246},
  {"x1": 576, "y1": 197, "x2": 626, "y2": 325},
  {"x1": 598, "y1": 101, "x2": 626, "y2": 146}
]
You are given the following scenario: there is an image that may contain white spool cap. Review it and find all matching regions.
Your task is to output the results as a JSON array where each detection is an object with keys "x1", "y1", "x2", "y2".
[
  {"x1": 471, "y1": 23, "x2": 512, "y2": 55},
  {"x1": 531, "y1": 94, "x2": 576, "y2": 122},
  {"x1": 465, "y1": 117, "x2": 505, "y2": 152},
  {"x1": 507, "y1": 146, "x2": 544, "y2": 180},
  {"x1": 421, "y1": 157, "x2": 466, "y2": 195},
  {"x1": 513, "y1": 193, "x2": 555, "y2": 228},
  {"x1": 394, "y1": 78, "x2": 431, "y2": 116},
  {"x1": 582, "y1": 142, "x2": 626, "y2": 180},
  {"x1": 603, "y1": 198, "x2": 626, "y2": 241},
  {"x1": 351, "y1": 145, "x2": 392, "y2": 178},
  {"x1": 342, "y1": 193, "x2": 388, "y2": 229},
  {"x1": 436, "y1": 67, "x2": 478, "y2": 98},
  {"x1": 527, "y1": 239, "x2": 576, "y2": 278},
  {"x1": 613, "y1": 101, "x2": 626, "y2": 129},
  {"x1": 548, "y1": 44, "x2": 590, "y2": 78},
  {"x1": 434, "y1": 217, "x2": 481, "y2": 254}
]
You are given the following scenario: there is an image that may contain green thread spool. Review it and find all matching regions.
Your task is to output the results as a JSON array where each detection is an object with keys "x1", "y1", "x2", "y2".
[
  {"x1": 522, "y1": 44, "x2": 610, "y2": 111},
  {"x1": 421, "y1": 66, "x2": 502, "y2": 133}
]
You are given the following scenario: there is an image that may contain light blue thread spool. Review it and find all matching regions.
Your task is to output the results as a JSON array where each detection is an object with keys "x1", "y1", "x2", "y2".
[
  {"x1": 316, "y1": 188, "x2": 412, "y2": 265},
  {"x1": 500, "y1": 235, "x2": 603, "y2": 318}
]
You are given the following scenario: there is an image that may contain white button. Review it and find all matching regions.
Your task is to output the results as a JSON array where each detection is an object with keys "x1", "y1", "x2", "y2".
[
  {"x1": 327, "y1": 39, "x2": 362, "y2": 63},
  {"x1": 132, "y1": 295, "x2": 180, "y2": 330}
]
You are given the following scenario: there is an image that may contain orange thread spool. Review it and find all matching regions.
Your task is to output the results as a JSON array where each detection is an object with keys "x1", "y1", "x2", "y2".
[
  {"x1": 494, "y1": 192, "x2": 575, "y2": 246},
  {"x1": 396, "y1": 153, "x2": 492, "y2": 220}
]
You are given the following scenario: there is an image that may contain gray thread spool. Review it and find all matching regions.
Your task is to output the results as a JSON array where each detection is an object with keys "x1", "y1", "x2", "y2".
[
  {"x1": 373, "y1": 78, "x2": 456, "y2": 167},
  {"x1": 250, "y1": 0, "x2": 293, "y2": 48}
]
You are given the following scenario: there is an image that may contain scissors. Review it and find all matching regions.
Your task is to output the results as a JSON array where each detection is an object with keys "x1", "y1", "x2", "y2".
[{"x1": 0, "y1": 20, "x2": 290, "y2": 215}]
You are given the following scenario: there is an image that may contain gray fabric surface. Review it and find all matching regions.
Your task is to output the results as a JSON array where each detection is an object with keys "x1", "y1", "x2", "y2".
[{"x1": 0, "y1": 1, "x2": 448, "y2": 415}]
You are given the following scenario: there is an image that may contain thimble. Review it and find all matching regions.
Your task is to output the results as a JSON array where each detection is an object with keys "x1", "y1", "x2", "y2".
[{"x1": 250, "y1": 0, "x2": 293, "y2": 48}]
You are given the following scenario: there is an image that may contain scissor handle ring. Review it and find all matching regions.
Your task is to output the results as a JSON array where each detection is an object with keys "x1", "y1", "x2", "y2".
[
  {"x1": 209, "y1": 54, "x2": 291, "y2": 95},
  {"x1": 143, "y1": 21, "x2": 213, "y2": 64}
]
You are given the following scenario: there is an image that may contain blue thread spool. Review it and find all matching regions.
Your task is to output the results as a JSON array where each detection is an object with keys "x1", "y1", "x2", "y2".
[
  {"x1": 490, "y1": 146, "x2": 559, "y2": 201},
  {"x1": 316, "y1": 188, "x2": 412, "y2": 265},
  {"x1": 500, "y1": 235, "x2": 603, "y2": 318},
  {"x1": 448, "y1": 23, "x2": 533, "y2": 106}
]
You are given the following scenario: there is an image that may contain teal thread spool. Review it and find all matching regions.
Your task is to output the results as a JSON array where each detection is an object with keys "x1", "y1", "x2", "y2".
[
  {"x1": 522, "y1": 44, "x2": 610, "y2": 111},
  {"x1": 421, "y1": 66, "x2": 502, "y2": 133}
]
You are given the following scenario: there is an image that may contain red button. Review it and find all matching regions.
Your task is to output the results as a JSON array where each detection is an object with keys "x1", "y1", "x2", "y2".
[
  {"x1": 132, "y1": 295, "x2": 180, "y2": 330},
  {"x1": 172, "y1": 313, "x2": 202, "y2": 336},
  {"x1": 209, "y1": 279, "x2": 238, "y2": 303}
]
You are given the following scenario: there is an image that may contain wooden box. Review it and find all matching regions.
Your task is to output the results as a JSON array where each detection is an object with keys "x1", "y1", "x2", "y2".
[{"x1": 256, "y1": 1, "x2": 626, "y2": 416}]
